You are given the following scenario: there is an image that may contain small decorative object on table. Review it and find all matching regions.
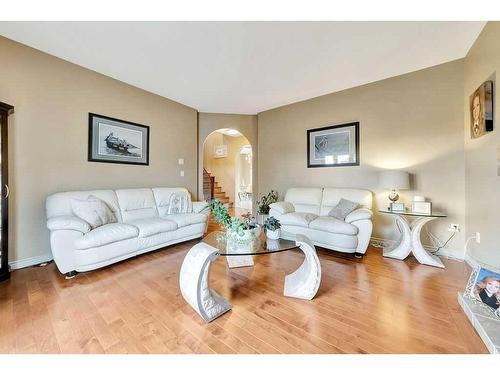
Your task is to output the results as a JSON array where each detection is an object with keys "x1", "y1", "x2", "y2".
[
  {"x1": 202, "y1": 199, "x2": 259, "y2": 268},
  {"x1": 256, "y1": 190, "x2": 278, "y2": 224},
  {"x1": 412, "y1": 197, "x2": 432, "y2": 215},
  {"x1": 379, "y1": 170, "x2": 410, "y2": 208},
  {"x1": 264, "y1": 216, "x2": 281, "y2": 240},
  {"x1": 389, "y1": 202, "x2": 405, "y2": 212}
]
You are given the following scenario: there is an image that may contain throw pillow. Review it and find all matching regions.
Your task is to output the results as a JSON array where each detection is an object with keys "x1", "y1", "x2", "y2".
[
  {"x1": 328, "y1": 198, "x2": 358, "y2": 220},
  {"x1": 70, "y1": 195, "x2": 117, "y2": 229},
  {"x1": 167, "y1": 193, "x2": 192, "y2": 214}
]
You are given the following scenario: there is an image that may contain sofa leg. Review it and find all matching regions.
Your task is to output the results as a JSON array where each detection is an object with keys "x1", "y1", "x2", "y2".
[
  {"x1": 65, "y1": 271, "x2": 77, "y2": 279},
  {"x1": 354, "y1": 252, "x2": 363, "y2": 259}
]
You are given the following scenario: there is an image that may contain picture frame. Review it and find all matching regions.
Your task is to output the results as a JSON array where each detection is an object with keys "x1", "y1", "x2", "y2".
[
  {"x1": 470, "y1": 80, "x2": 494, "y2": 139},
  {"x1": 389, "y1": 202, "x2": 405, "y2": 212},
  {"x1": 88, "y1": 113, "x2": 150, "y2": 166},
  {"x1": 464, "y1": 266, "x2": 500, "y2": 319},
  {"x1": 213, "y1": 144, "x2": 228, "y2": 158},
  {"x1": 307, "y1": 122, "x2": 359, "y2": 168}
]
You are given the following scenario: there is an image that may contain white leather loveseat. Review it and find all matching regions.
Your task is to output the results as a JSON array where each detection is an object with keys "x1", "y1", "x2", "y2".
[
  {"x1": 46, "y1": 187, "x2": 208, "y2": 276},
  {"x1": 269, "y1": 188, "x2": 373, "y2": 256}
]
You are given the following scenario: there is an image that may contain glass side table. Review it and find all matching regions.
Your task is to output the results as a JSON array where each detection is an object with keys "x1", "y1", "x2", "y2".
[{"x1": 378, "y1": 209, "x2": 446, "y2": 268}]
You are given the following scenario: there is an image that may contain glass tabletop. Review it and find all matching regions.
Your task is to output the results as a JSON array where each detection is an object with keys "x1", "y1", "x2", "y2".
[
  {"x1": 202, "y1": 230, "x2": 299, "y2": 256},
  {"x1": 378, "y1": 209, "x2": 446, "y2": 218}
]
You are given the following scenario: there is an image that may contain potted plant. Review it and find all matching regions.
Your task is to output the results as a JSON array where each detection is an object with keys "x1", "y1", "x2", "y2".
[
  {"x1": 264, "y1": 216, "x2": 281, "y2": 240},
  {"x1": 256, "y1": 190, "x2": 278, "y2": 224},
  {"x1": 203, "y1": 199, "x2": 260, "y2": 243}
]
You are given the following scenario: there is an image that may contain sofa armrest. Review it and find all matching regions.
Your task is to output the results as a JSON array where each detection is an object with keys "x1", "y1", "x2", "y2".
[
  {"x1": 47, "y1": 215, "x2": 91, "y2": 233},
  {"x1": 269, "y1": 201, "x2": 295, "y2": 216},
  {"x1": 345, "y1": 208, "x2": 373, "y2": 223},
  {"x1": 192, "y1": 201, "x2": 208, "y2": 214}
]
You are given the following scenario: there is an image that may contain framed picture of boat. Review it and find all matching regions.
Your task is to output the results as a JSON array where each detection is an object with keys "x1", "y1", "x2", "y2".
[{"x1": 88, "y1": 113, "x2": 150, "y2": 165}]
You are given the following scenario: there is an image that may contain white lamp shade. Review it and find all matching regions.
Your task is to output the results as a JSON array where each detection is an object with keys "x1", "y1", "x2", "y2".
[{"x1": 379, "y1": 170, "x2": 410, "y2": 190}]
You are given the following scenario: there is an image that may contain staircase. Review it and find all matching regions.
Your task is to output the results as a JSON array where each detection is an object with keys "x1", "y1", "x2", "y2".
[{"x1": 203, "y1": 169, "x2": 231, "y2": 204}]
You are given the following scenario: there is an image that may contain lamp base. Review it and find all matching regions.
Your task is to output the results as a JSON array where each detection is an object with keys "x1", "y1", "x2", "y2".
[{"x1": 388, "y1": 190, "x2": 399, "y2": 202}]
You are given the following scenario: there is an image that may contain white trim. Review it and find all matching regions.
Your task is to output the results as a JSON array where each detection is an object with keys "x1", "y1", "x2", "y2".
[
  {"x1": 9, "y1": 253, "x2": 53, "y2": 270},
  {"x1": 370, "y1": 236, "x2": 464, "y2": 261},
  {"x1": 464, "y1": 254, "x2": 479, "y2": 268}
]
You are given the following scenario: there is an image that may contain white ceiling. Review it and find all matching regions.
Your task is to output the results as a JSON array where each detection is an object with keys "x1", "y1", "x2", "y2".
[{"x1": 0, "y1": 21, "x2": 485, "y2": 114}]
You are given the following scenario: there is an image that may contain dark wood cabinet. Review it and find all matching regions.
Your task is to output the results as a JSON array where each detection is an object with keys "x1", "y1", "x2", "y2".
[{"x1": 0, "y1": 102, "x2": 13, "y2": 282}]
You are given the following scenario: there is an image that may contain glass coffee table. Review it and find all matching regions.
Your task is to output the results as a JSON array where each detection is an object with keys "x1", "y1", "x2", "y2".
[
  {"x1": 203, "y1": 230, "x2": 300, "y2": 268},
  {"x1": 179, "y1": 230, "x2": 321, "y2": 322}
]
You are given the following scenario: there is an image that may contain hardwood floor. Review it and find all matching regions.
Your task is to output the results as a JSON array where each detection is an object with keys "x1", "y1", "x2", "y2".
[{"x1": 0, "y1": 220, "x2": 487, "y2": 353}]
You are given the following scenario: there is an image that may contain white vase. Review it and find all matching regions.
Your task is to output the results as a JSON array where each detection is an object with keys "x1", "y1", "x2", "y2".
[
  {"x1": 266, "y1": 228, "x2": 281, "y2": 240},
  {"x1": 257, "y1": 214, "x2": 269, "y2": 225}
]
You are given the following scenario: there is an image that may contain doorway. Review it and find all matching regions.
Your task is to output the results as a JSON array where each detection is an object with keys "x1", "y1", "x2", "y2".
[{"x1": 202, "y1": 128, "x2": 252, "y2": 213}]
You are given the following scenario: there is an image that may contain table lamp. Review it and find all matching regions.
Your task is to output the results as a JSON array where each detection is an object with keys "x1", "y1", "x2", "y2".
[{"x1": 379, "y1": 170, "x2": 410, "y2": 203}]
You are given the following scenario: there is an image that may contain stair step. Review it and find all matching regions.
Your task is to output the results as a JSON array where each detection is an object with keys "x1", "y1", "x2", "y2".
[
  {"x1": 214, "y1": 192, "x2": 227, "y2": 198},
  {"x1": 217, "y1": 197, "x2": 230, "y2": 203}
]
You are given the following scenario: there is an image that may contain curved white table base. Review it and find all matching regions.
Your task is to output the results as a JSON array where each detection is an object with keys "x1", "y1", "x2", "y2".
[
  {"x1": 383, "y1": 215, "x2": 445, "y2": 268},
  {"x1": 284, "y1": 234, "x2": 321, "y2": 300},
  {"x1": 179, "y1": 242, "x2": 232, "y2": 322}
]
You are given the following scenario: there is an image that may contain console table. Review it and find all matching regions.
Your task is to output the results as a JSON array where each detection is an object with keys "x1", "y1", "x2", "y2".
[{"x1": 379, "y1": 209, "x2": 446, "y2": 268}]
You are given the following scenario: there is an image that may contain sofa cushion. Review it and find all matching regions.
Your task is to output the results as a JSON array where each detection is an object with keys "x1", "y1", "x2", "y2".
[
  {"x1": 269, "y1": 202, "x2": 295, "y2": 215},
  {"x1": 71, "y1": 195, "x2": 117, "y2": 229},
  {"x1": 127, "y1": 218, "x2": 178, "y2": 238},
  {"x1": 75, "y1": 223, "x2": 139, "y2": 250},
  {"x1": 167, "y1": 192, "x2": 192, "y2": 214},
  {"x1": 152, "y1": 187, "x2": 192, "y2": 217},
  {"x1": 320, "y1": 188, "x2": 373, "y2": 216},
  {"x1": 116, "y1": 188, "x2": 158, "y2": 222},
  {"x1": 328, "y1": 198, "x2": 358, "y2": 220},
  {"x1": 279, "y1": 212, "x2": 318, "y2": 227},
  {"x1": 309, "y1": 216, "x2": 358, "y2": 236},
  {"x1": 283, "y1": 188, "x2": 323, "y2": 215},
  {"x1": 166, "y1": 213, "x2": 207, "y2": 228},
  {"x1": 46, "y1": 190, "x2": 122, "y2": 222}
]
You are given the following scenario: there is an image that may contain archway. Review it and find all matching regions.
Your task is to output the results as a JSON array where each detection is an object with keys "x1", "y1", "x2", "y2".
[{"x1": 201, "y1": 128, "x2": 253, "y2": 213}]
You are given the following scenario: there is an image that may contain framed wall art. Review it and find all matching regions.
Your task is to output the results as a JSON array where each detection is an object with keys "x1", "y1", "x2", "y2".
[
  {"x1": 307, "y1": 122, "x2": 359, "y2": 168},
  {"x1": 88, "y1": 113, "x2": 150, "y2": 166},
  {"x1": 470, "y1": 80, "x2": 494, "y2": 139}
]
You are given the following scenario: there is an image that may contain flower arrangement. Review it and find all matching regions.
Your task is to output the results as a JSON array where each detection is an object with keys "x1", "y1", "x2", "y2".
[
  {"x1": 203, "y1": 199, "x2": 259, "y2": 242},
  {"x1": 256, "y1": 190, "x2": 278, "y2": 215}
]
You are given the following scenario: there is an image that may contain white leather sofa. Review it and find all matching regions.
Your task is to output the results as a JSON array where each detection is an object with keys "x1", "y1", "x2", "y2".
[
  {"x1": 269, "y1": 187, "x2": 373, "y2": 256},
  {"x1": 46, "y1": 187, "x2": 208, "y2": 276}
]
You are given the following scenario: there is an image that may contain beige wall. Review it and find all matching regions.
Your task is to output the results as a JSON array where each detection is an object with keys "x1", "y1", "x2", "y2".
[
  {"x1": 258, "y1": 60, "x2": 466, "y2": 256},
  {"x1": 198, "y1": 113, "x2": 258, "y2": 206},
  {"x1": 0, "y1": 36, "x2": 198, "y2": 264},
  {"x1": 203, "y1": 132, "x2": 250, "y2": 204},
  {"x1": 463, "y1": 22, "x2": 500, "y2": 266}
]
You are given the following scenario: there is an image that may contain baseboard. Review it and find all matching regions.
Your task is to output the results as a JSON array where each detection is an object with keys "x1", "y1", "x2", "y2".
[
  {"x1": 370, "y1": 236, "x2": 464, "y2": 261},
  {"x1": 9, "y1": 253, "x2": 53, "y2": 270}
]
